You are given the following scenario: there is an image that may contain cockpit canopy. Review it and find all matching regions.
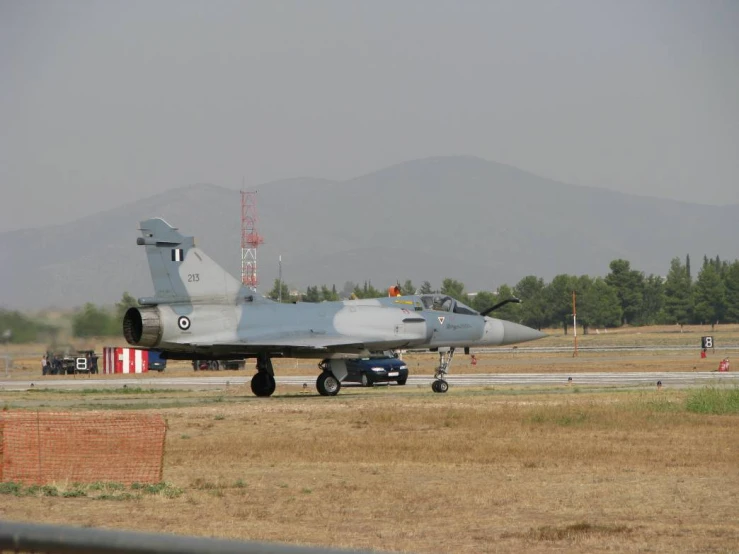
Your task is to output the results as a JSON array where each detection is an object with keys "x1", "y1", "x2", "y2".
[{"x1": 419, "y1": 294, "x2": 479, "y2": 316}]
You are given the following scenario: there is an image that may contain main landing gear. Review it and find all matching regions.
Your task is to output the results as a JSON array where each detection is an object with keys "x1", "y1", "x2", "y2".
[
  {"x1": 432, "y1": 347, "x2": 455, "y2": 393},
  {"x1": 316, "y1": 360, "x2": 341, "y2": 396},
  {"x1": 251, "y1": 353, "x2": 276, "y2": 397}
]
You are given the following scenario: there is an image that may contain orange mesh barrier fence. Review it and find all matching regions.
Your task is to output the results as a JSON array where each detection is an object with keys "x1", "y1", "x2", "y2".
[{"x1": 0, "y1": 411, "x2": 166, "y2": 485}]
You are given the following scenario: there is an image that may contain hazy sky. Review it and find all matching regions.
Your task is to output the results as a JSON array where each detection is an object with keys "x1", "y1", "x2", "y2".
[{"x1": 2, "y1": 0, "x2": 738, "y2": 232}]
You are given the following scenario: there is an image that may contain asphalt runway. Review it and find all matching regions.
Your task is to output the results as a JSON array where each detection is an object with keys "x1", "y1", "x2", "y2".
[{"x1": 1, "y1": 372, "x2": 737, "y2": 391}]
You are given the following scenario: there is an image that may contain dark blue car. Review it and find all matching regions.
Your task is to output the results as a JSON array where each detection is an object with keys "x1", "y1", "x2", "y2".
[
  {"x1": 344, "y1": 355, "x2": 409, "y2": 387},
  {"x1": 148, "y1": 350, "x2": 167, "y2": 372}
]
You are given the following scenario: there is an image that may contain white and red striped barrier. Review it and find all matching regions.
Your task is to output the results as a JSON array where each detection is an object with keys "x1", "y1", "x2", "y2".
[{"x1": 102, "y1": 347, "x2": 149, "y2": 374}]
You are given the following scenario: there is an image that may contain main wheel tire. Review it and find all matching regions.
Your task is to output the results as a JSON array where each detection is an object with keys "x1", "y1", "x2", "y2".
[
  {"x1": 251, "y1": 372, "x2": 276, "y2": 397},
  {"x1": 397, "y1": 377, "x2": 407, "y2": 386},
  {"x1": 360, "y1": 373, "x2": 373, "y2": 388},
  {"x1": 317, "y1": 372, "x2": 341, "y2": 396}
]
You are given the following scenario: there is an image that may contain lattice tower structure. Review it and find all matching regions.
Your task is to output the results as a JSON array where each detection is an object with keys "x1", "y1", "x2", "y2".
[{"x1": 241, "y1": 190, "x2": 264, "y2": 289}]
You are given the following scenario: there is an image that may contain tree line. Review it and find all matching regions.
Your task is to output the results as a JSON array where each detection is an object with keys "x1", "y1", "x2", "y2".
[
  {"x1": 1, "y1": 254, "x2": 736, "y2": 343},
  {"x1": 269, "y1": 254, "x2": 739, "y2": 333},
  {"x1": 0, "y1": 293, "x2": 139, "y2": 343}
]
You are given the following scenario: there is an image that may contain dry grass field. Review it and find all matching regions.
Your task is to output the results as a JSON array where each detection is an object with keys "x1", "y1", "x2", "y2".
[{"x1": 1, "y1": 325, "x2": 739, "y2": 553}]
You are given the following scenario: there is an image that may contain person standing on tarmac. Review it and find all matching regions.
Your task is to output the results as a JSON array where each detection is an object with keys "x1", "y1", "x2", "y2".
[{"x1": 51, "y1": 354, "x2": 61, "y2": 375}]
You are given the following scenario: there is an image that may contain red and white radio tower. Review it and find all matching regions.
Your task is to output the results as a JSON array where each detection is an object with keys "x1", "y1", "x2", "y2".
[{"x1": 241, "y1": 190, "x2": 264, "y2": 290}]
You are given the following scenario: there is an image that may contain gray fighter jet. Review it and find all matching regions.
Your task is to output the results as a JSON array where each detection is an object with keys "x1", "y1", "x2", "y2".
[{"x1": 123, "y1": 218, "x2": 546, "y2": 396}]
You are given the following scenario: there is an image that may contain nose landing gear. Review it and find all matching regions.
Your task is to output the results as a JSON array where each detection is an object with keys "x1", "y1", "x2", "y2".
[{"x1": 432, "y1": 347, "x2": 455, "y2": 393}]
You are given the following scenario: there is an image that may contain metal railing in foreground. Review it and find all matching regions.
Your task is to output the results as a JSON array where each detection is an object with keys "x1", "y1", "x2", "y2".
[{"x1": 0, "y1": 520, "x2": 397, "y2": 554}]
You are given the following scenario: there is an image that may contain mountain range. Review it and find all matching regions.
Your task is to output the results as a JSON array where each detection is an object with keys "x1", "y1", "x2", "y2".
[{"x1": 2, "y1": 156, "x2": 738, "y2": 310}]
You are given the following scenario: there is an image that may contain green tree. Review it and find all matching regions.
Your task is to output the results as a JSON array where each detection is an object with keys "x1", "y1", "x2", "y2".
[
  {"x1": 686, "y1": 254, "x2": 691, "y2": 282},
  {"x1": 513, "y1": 276, "x2": 548, "y2": 330},
  {"x1": 363, "y1": 281, "x2": 383, "y2": 298},
  {"x1": 419, "y1": 281, "x2": 434, "y2": 294},
  {"x1": 303, "y1": 286, "x2": 321, "y2": 303},
  {"x1": 352, "y1": 281, "x2": 383, "y2": 299},
  {"x1": 574, "y1": 275, "x2": 594, "y2": 298},
  {"x1": 572, "y1": 275, "x2": 593, "y2": 333},
  {"x1": 693, "y1": 262, "x2": 725, "y2": 325},
  {"x1": 321, "y1": 285, "x2": 339, "y2": 302},
  {"x1": 495, "y1": 285, "x2": 522, "y2": 320},
  {"x1": 640, "y1": 274, "x2": 665, "y2": 325},
  {"x1": 480, "y1": 284, "x2": 522, "y2": 322},
  {"x1": 579, "y1": 278, "x2": 622, "y2": 329},
  {"x1": 722, "y1": 261, "x2": 739, "y2": 323},
  {"x1": 545, "y1": 274, "x2": 577, "y2": 334},
  {"x1": 267, "y1": 279, "x2": 290, "y2": 302},
  {"x1": 662, "y1": 257, "x2": 692, "y2": 326},
  {"x1": 470, "y1": 290, "x2": 498, "y2": 314},
  {"x1": 72, "y1": 303, "x2": 118, "y2": 337},
  {"x1": 467, "y1": 286, "x2": 523, "y2": 321},
  {"x1": 605, "y1": 259, "x2": 645, "y2": 324},
  {"x1": 440, "y1": 278, "x2": 466, "y2": 301},
  {"x1": 401, "y1": 279, "x2": 416, "y2": 295},
  {"x1": 115, "y1": 291, "x2": 139, "y2": 321},
  {"x1": 0, "y1": 309, "x2": 56, "y2": 343}
]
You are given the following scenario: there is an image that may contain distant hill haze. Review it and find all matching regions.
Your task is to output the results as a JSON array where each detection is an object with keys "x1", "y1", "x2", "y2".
[{"x1": 2, "y1": 156, "x2": 738, "y2": 310}]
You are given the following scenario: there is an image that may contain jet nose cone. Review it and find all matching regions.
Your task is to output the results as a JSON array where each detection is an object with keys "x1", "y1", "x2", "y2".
[{"x1": 501, "y1": 320, "x2": 547, "y2": 345}]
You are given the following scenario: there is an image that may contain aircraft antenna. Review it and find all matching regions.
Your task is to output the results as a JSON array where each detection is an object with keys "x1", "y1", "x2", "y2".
[{"x1": 241, "y1": 188, "x2": 264, "y2": 290}]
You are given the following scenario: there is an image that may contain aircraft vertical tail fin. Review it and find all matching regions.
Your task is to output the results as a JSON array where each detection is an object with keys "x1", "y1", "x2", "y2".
[{"x1": 137, "y1": 218, "x2": 244, "y2": 302}]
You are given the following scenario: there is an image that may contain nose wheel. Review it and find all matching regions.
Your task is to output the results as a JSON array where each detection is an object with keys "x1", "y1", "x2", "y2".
[
  {"x1": 432, "y1": 347, "x2": 455, "y2": 393},
  {"x1": 432, "y1": 379, "x2": 449, "y2": 393}
]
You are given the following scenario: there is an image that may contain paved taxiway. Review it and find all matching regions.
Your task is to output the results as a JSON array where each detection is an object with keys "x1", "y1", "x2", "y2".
[{"x1": 1, "y1": 372, "x2": 737, "y2": 391}]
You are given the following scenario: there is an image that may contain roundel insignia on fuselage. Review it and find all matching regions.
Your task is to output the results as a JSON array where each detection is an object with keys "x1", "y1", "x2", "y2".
[{"x1": 178, "y1": 316, "x2": 191, "y2": 330}]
